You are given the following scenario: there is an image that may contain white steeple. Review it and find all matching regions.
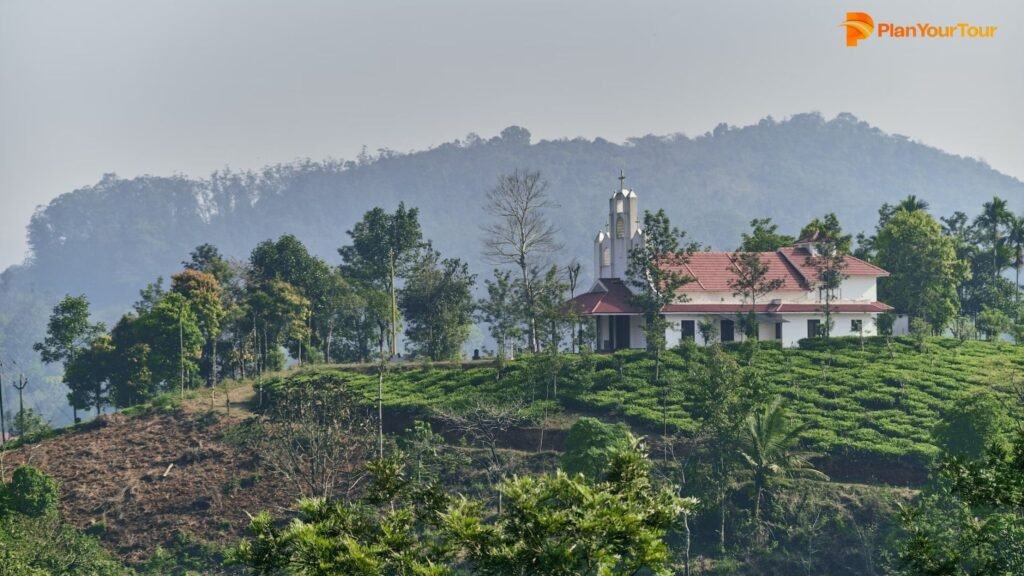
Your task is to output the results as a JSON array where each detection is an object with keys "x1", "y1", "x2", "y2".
[{"x1": 593, "y1": 171, "x2": 642, "y2": 279}]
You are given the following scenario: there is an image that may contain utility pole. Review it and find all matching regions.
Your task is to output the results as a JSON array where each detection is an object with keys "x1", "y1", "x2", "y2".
[{"x1": 13, "y1": 374, "x2": 28, "y2": 435}]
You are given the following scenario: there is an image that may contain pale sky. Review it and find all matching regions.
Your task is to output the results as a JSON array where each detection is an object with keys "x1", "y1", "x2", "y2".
[{"x1": 1, "y1": 0, "x2": 1021, "y2": 269}]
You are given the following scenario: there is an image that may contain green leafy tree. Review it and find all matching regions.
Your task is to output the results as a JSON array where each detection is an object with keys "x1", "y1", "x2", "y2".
[
  {"x1": 63, "y1": 335, "x2": 114, "y2": 417},
  {"x1": 626, "y1": 209, "x2": 697, "y2": 442},
  {"x1": 934, "y1": 390, "x2": 1008, "y2": 460},
  {"x1": 171, "y1": 268, "x2": 226, "y2": 383},
  {"x1": 727, "y1": 251, "x2": 785, "y2": 339},
  {"x1": 977, "y1": 306, "x2": 1012, "y2": 341},
  {"x1": 340, "y1": 204, "x2": 426, "y2": 357},
  {"x1": 799, "y1": 213, "x2": 853, "y2": 253},
  {"x1": 561, "y1": 416, "x2": 633, "y2": 479},
  {"x1": 442, "y1": 441, "x2": 696, "y2": 576},
  {"x1": 476, "y1": 269, "x2": 521, "y2": 368},
  {"x1": 398, "y1": 250, "x2": 476, "y2": 361},
  {"x1": 33, "y1": 295, "x2": 105, "y2": 421},
  {"x1": 688, "y1": 345, "x2": 757, "y2": 553},
  {"x1": 740, "y1": 218, "x2": 795, "y2": 252},
  {"x1": 804, "y1": 240, "x2": 848, "y2": 338},
  {"x1": 893, "y1": 431, "x2": 1024, "y2": 575},
  {"x1": 874, "y1": 209, "x2": 969, "y2": 333}
]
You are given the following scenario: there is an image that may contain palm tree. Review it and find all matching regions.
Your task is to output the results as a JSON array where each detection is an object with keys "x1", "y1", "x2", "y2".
[
  {"x1": 975, "y1": 197, "x2": 1012, "y2": 279},
  {"x1": 1009, "y1": 215, "x2": 1024, "y2": 309},
  {"x1": 737, "y1": 396, "x2": 828, "y2": 526},
  {"x1": 897, "y1": 195, "x2": 930, "y2": 214}
]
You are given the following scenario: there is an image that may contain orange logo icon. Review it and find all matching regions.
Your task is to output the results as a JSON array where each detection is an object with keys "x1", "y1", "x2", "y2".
[{"x1": 842, "y1": 12, "x2": 874, "y2": 47}]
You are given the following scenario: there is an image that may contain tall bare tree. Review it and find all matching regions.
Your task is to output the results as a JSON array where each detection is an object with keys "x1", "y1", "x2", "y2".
[{"x1": 482, "y1": 170, "x2": 562, "y2": 352}]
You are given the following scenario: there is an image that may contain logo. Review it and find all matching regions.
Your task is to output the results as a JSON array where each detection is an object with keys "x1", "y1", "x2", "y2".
[
  {"x1": 842, "y1": 12, "x2": 874, "y2": 47},
  {"x1": 842, "y1": 12, "x2": 998, "y2": 47}
]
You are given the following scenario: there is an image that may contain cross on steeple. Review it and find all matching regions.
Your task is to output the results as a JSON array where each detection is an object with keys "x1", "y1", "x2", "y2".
[{"x1": 618, "y1": 169, "x2": 626, "y2": 190}]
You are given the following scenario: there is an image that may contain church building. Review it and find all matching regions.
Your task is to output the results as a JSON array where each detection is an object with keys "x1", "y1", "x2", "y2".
[{"x1": 570, "y1": 177, "x2": 893, "y2": 349}]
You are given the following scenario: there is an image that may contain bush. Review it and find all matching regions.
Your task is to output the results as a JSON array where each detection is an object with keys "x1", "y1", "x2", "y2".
[
  {"x1": 6, "y1": 466, "x2": 59, "y2": 518},
  {"x1": 561, "y1": 417, "x2": 633, "y2": 479},
  {"x1": 933, "y1": 390, "x2": 1008, "y2": 459}
]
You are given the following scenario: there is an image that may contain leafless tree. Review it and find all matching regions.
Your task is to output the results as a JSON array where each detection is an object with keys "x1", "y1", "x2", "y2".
[
  {"x1": 482, "y1": 170, "x2": 563, "y2": 352},
  {"x1": 434, "y1": 398, "x2": 527, "y2": 490},
  {"x1": 253, "y1": 381, "x2": 374, "y2": 500}
]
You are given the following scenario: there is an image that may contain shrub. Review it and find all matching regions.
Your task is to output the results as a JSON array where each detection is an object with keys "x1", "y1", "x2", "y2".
[
  {"x1": 561, "y1": 417, "x2": 633, "y2": 479},
  {"x1": 7, "y1": 466, "x2": 59, "y2": 518}
]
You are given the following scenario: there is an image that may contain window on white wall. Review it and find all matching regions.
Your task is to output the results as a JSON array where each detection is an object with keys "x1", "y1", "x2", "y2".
[{"x1": 851, "y1": 319, "x2": 863, "y2": 333}]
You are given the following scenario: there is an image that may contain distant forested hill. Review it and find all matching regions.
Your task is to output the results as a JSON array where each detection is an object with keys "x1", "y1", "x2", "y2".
[{"x1": 2, "y1": 112, "x2": 1022, "y2": 423}]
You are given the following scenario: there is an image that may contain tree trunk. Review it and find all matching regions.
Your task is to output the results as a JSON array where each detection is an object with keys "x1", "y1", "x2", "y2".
[
  {"x1": 390, "y1": 249, "x2": 398, "y2": 357},
  {"x1": 377, "y1": 326, "x2": 385, "y2": 460}
]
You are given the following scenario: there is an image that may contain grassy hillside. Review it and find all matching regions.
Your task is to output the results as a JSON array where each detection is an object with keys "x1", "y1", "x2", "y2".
[{"x1": 271, "y1": 337, "x2": 1024, "y2": 473}]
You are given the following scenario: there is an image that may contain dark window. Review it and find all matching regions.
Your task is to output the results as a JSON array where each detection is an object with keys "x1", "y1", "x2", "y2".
[
  {"x1": 681, "y1": 320, "x2": 696, "y2": 340},
  {"x1": 851, "y1": 319, "x2": 863, "y2": 333},
  {"x1": 807, "y1": 319, "x2": 821, "y2": 338},
  {"x1": 775, "y1": 322, "x2": 783, "y2": 340},
  {"x1": 721, "y1": 319, "x2": 735, "y2": 342}
]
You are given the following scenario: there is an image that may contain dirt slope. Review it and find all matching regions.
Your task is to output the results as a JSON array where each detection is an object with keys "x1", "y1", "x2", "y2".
[{"x1": 1, "y1": 407, "x2": 292, "y2": 565}]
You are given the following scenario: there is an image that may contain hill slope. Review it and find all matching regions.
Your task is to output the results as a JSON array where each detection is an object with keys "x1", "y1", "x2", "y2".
[
  {"x1": 2, "y1": 112, "x2": 1023, "y2": 423},
  {"x1": 280, "y1": 338, "x2": 1024, "y2": 484}
]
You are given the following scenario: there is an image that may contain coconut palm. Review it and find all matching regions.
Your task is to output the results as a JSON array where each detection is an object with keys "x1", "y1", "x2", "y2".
[
  {"x1": 896, "y1": 195, "x2": 930, "y2": 214},
  {"x1": 737, "y1": 396, "x2": 828, "y2": 525},
  {"x1": 1009, "y1": 215, "x2": 1024, "y2": 309}
]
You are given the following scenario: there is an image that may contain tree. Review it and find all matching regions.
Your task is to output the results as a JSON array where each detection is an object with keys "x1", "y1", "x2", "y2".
[
  {"x1": 235, "y1": 441, "x2": 695, "y2": 576},
  {"x1": 804, "y1": 240, "x2": 848, "y2": 338},
  {"x1": 107, "y1": 293, "x2": 203, "y2": 407},
  {"x1": 975, "y1": 196, "x2": 1013, "y2": 280},
  {"x1": 254, "y1": 376, "x2": 375, "y2": 500},
  {"x1": 933, "y1": 390, "x2": 1007, "y2": 459},
  {"x1": 398, "y1": 250, "x2": 476, "y2": 361},
  {"x1": 874, "y1": 209, "x2": 969, "y2": 333},
  {"x1": 727, "y1": 251, "x2": 785, "y2": 339},
  {"x1": 688, "y1": 345, "x2": 758, "y2": 553},
  {"x1": 183, "y1": 242, "x2": 235, "y2": 286},
  {"x1": 799, "y1": 213, "x2": 852, "y2": 253},
  {"x1": 893, "y1": 431, "x2": 1024, "y2": 575},
  {"x1": 171, "y1": 269, "x2": 226, "y2": 384},
  {"x1": 740, "y1": 218, "x2": 795, "y2": 252},
  {"x1": 63, "y1": 335, "x2": 114, "y2": 417},
  {"x1": 445, "y1": 442, "x2": 695, "y2": 576},
  {"x1": 736, "y1": 396, "x2": 827, "y2": 528},
  {"x1": 476, "y1": 270, "x2": 520, "y2": 367},
  {"x1": 1009, "y1": 215, "x2": 1024, "y2": 309},
  {"x1": 33, "y1": 295, "x2": 105, "y2": 421},
  {"x1": 561, "y1": 417, "x2": 632, "y2": 479},
  {"x1": 340, "y1": 204, "x2": 426, "y2": 358},
  {"x1": 481, "y1": 170, "x2": 562, "y2": 352},
  {"x1": 977, "y1": 306, "x2": 1011, "y2": 341}
]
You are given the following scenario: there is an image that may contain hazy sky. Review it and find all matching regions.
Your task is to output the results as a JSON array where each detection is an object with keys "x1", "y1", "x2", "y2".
[{"x1": 1, "y1": 0, "x2": 1021, "y2": 269}]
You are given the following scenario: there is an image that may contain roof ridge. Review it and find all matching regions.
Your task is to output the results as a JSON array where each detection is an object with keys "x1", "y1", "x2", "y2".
[{"x1": 776, "y1": 249, "x2": 811, "y2": 289}]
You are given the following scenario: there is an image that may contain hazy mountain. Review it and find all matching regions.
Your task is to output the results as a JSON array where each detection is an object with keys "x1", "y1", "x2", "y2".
[{"x1": 3, "y1": 111, "x2": 1022, "y2": 423}]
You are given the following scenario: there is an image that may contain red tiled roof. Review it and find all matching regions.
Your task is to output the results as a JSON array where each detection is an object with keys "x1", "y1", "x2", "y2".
[
  {"x1": 660, "y1": 248, "x2": 888, "y2": 294},
  {"x1": 568, "y1": 248, "x2": 891, "y2": 316},
  {"x1": 776, "y1": 247, "x2": 890, "y2": 279},
  {"x1": 662, "y1": 302, "x2": 894, "y2": 314},
  {"x1": 569, "y1": 278, "x2": 640, "y2": 315}
]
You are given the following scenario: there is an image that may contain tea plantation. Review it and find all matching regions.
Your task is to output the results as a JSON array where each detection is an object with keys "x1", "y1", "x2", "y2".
[{"x1": 268, "y1": 336, "x2": 1024, "y2": 467}]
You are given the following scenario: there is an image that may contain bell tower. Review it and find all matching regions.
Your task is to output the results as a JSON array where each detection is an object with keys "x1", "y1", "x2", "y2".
[{"x1": 608, "y1": 170, "x2": 639, "y2": 279}]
